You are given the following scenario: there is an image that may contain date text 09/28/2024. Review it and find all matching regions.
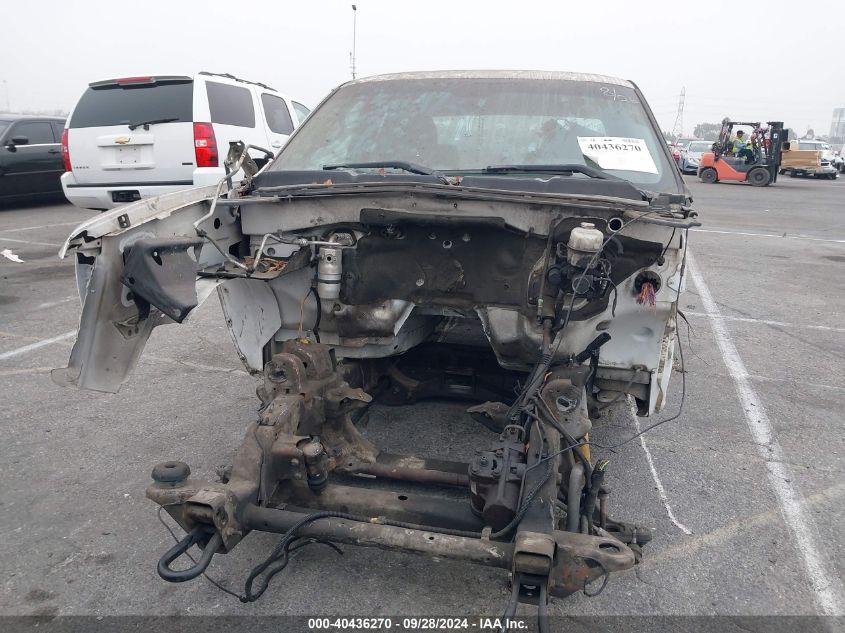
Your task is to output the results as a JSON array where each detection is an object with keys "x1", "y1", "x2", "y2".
[{"x1": 307, "y1": 617, "x2": 529, "y2": 630}]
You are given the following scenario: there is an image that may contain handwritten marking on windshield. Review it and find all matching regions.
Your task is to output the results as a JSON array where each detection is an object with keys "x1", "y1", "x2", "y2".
[{"x1": 599, "y1": 86, "x2": 639, "y2": 104}]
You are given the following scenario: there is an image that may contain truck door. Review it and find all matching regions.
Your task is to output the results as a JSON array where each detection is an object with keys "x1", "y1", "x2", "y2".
[{"x1": 0, "y1": 120, "x2": 59, "y2": 197}]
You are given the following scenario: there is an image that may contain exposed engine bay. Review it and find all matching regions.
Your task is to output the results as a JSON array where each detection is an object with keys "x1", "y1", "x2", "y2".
[{"x1": 54, "y1": 71, "x2": 700, "y2": 624}]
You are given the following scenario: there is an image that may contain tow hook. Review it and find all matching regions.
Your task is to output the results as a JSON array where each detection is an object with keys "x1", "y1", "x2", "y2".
[{"x1": 157, "y1": 525, "x2": 223, "y2": 583}]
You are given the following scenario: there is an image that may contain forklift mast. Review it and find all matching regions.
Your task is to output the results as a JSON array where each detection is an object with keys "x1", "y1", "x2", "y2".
[
  {"x1": 713, "y1": 119, "x2": 733, "y2": 159},
  {"x1": 766, "y1": 122, "x2": 785, "y2": 183}
]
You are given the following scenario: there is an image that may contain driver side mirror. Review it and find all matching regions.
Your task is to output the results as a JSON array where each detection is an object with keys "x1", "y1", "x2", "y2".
[{"x1": 5, "y1": 136, "x2": 28, "y2": 151}]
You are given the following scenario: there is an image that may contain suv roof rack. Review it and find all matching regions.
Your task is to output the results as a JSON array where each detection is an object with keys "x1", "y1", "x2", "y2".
[{"x1": 198, "y1": 71, "x2": 276, "y2": 92}]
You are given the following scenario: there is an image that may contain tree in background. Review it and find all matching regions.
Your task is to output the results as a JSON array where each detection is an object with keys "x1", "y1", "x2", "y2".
[{"x1": 693, "y1": 122, "x2": 722, "y2": 140}]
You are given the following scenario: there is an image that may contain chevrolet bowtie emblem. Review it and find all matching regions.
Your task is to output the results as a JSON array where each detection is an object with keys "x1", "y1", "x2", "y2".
[{"x1": 114, "y1": 136, "x2": 130, "y2": 145}]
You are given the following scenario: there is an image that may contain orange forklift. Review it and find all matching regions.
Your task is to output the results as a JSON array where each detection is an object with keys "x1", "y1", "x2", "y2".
[{"x1": 698, "y1": 118, "x2": 786, "y2": 186}]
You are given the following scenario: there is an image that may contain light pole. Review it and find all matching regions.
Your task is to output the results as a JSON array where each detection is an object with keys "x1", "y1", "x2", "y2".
[{"x1": 350, "y1": 5, "x2": 357, "y2": 80}]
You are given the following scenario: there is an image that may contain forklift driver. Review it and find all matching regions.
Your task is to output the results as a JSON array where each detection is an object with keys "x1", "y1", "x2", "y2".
[{"x1": 731, "y1": 130, "x2": 754, "y2": 164}]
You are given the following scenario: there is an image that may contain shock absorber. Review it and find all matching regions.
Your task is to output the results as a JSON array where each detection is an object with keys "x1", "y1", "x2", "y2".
[{"x1": 301, "y1": 438, "x2": 329, "y2": 493}]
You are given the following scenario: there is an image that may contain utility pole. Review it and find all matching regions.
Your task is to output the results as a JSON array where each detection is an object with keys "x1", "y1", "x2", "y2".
[
  {"x1": 671, "y1": 87, "x2": 685, "y2": 141},
  {"x1": 350, "y1": 5, "x2": 358, "y2": 80}
]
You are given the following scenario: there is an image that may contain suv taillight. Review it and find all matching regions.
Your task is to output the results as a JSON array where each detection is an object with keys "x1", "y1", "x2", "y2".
[
  {"x1": 193, "y1": 122, "x2": 218, "y2": 168},
  {"x1": 61, "y1": 129, "x2": 71, "y2": 172}
]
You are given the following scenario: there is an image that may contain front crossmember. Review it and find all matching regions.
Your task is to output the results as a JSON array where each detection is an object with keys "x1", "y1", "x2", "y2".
[{"x1": 147, "y1": 340, "x2": 650, "y2": 612}]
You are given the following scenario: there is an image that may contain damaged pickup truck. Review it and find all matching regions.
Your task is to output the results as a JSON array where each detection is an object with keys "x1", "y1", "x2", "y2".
[{"x1": 55, "y1": 70, "x2": 698, "y2": 620}]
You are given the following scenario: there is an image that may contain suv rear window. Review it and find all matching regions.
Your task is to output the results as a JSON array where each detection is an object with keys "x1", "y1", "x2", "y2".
[
  {"x1": 206, "y1": 81, "x2": 255, "y2": 128},
  {"x1": 69, "y1": 80, "x2": 193, "y2": 129}
]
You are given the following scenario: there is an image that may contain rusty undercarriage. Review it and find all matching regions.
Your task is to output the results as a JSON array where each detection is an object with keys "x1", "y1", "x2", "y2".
[{"x1": 149, "y1": 338, "x2": 652, "y2": 605}]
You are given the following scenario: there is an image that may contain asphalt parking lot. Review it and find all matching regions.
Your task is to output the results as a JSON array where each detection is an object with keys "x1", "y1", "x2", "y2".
[{"x1": 1, "y1": 176, "x2": 843, "y2": 621}]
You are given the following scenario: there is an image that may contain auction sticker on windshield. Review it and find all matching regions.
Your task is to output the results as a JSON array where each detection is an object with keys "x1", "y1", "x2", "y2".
[{"x1": 577, "y1": 137, "x2": 658, "y2": 174}]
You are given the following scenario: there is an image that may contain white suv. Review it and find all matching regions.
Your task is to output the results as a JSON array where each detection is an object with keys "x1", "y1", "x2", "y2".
[{"x1": 61, "y1": 72, "x2": 310, "y2": 210}]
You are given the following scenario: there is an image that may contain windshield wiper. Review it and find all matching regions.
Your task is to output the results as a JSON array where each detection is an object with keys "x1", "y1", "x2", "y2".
[
  {"x1": 483, "y1": 163, "x2": 625, "y2": 181},
  {"x1": 483, "y1": 163, "x2": 660, "y2": 202},
  {"x1": 323, "y1": 161, "x2": 449, "y2": 184},
  {"x1": 127, "y1": 117, "x2": 179, "y2": 131}
]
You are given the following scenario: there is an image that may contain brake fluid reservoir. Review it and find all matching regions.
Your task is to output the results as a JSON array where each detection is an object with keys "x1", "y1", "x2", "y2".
[
  {"x1": 566, "y1": 222, "x2": 604, "y2": 268},
  {"x1": 317, "y1": 246, "x2": 342, "y2": 300}
]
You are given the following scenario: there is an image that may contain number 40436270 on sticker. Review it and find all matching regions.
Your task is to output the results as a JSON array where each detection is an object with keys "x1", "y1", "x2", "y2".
[{"x1": 577, "y1": 136, "x2": 659, "y2": 174}]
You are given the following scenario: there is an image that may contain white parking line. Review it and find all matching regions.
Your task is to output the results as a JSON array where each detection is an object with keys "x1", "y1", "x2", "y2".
[
  {"x1": 749, "y1": 375, "x2": 845, "y2": 392},
  {"x1": 687, "y1": 250, "x2": 845, "y2": 616},
  {"x1": 0, "y1": 331, "x2": 75, "y2": 361},
  {"x1": 35, "y1": 297, "x2": 76, "y2": 310},
  {"x1": 0, "y1": 221, "x2": 80, "y2": 234},
  {"x1": 684, "y1": 311, "x2": 845, "y2": 334},
  {"x1": 144, "y1": 353, "x2": 248, "y2": 375},
  {"x1": 0, "y1": 366, "x2": 53, "y2": 376},
  {"x1": 691, "y1": 228, "x2": 845, "y2": 244},
  {"x1": 626, "y1": 398, "x2": 693, "y2": 535},
  {"x1": 651, "y1": 482, "x2": 845, "y2": 566},
  {"x1": 0, "y1": 236, "x2": 62, "y2": 247}
]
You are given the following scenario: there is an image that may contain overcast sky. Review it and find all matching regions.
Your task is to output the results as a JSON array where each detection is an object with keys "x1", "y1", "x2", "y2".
[{"x1": 3, "y1": 0, "x2": 843, "y2": 136}]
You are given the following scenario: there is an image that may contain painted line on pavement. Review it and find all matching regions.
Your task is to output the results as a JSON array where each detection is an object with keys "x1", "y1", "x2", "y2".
[
  {"x1": 626, "y1": 397, "x2": 694, "y2": 535},
  {"x1": 684, "y1": 311, "x2": 845, "y2": 334},
  {"x1": 0, "y1": 236, "x2": 62, "y2": 247},
  {"x1": 0, "y1": 366, "x2": 53, "y2": 376},
  {"x1": 749, "y1": 375, "x2": 845, "y2": 392},
  {"x1": 650, "y1": 482, "x2": 845, "y2": 565},
  {"x1": 0, "y1": 331, "x2": 75, "y2": 361},
  {"x1": 688, "y1": 250, "x2": 845, "y2": 616},
  {"x1": 35, "y1": 297, "x2": 76, "y2": 310},
  {"x1": 691, "y1": 228, "x2": 845, "y2": 244},
  {"x1": 144, "y1": 353, "x2": 248, "y2": 375},
  {"x1": 0, "y1": 221, "x2": 80, "y2": 234}
]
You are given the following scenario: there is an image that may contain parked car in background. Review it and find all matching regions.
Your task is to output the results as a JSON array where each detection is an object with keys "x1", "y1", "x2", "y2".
[
  {"x1": 782, "y1": 139, "x2": 838, "y2": 179},
  {"x1": 0, "y1": 115, "x2": 66, "y2": 202},
  {"x1": 61, "y1": 72, "x2": 310, "y2": 210},
  {"x1": 674, "y1": 137, "x2": 698, "y2": 150},
  {"x1": 679, "y1": 140, "x2": 712, "y2": 174},
  {"x1": 667, "y1": 141, "x2": 681, "y2": 164}
]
